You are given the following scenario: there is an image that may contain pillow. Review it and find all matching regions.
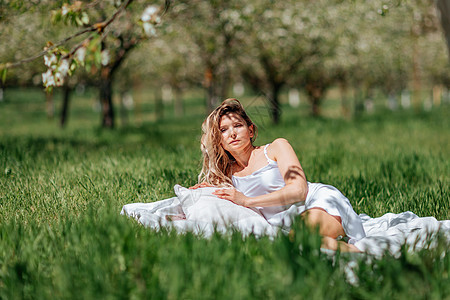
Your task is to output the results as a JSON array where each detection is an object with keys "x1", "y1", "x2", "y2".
[{"x1": 174, "y1": 185, "x2": 274, "y2": 236}]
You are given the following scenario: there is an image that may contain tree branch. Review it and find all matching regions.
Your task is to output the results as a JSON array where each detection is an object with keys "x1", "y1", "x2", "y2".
[{"x1": 1, "y1": 0, "x2": 134, "y2": 70}]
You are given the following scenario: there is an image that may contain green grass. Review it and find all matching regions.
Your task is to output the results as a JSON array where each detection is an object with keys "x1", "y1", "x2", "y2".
[{"x1": 0, "y1": 88, "x2": 449, "y2": 299}]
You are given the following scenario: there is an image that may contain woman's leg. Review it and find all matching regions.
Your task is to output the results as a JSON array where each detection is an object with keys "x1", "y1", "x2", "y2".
[
  {"x1": 305, "y1": 183, "x2": 366, "y2": 242},
  {"x1": 302, "y1": 208, "x2": 361, "y2": 252},
  {"x1": 302, "y1": 208, "x2": 345, "y2": 238}
]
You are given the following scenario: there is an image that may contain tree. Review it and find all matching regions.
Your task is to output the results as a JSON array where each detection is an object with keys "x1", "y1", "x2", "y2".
[
  {"x1": 168, "y1": 0, "x2": 243, "y2": 112},
  {"x1": 331, "y1": 0, "x2": 446, "y2": 115},
  {"x1": 235, "y1": 0, "x2": 352, "y2": 121},
  {"x1": 1, "y1": 0, "x2": 169, "y2": 128},
  {"x1": 140, "y1": 34, "x2": 202, "y2": 117},
  {"x1": 0, "y1": 3, "x2": 68, "y2": 119},
  {"x1": 437, "y1": 0, "x2": 450, "y2": 60}
]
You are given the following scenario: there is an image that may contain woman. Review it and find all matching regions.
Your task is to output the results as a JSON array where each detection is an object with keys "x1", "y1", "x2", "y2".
[{"x1": 191, "y1": 98, "x2": 366, "y2": 252}]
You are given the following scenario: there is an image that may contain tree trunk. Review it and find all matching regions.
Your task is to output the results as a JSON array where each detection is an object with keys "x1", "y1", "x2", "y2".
[
  {"x1": 433, "y1": 85, "x2": 442, "y2": 106},
  {"x1": 269, "y1": 84, "x2": 281, "y2": 124},
  {"x1": 100, "y1": 68, "x2": 115, "y2": 128},
  {"x1": 339, "y1": 82, "x2": 351, "y2": 119},
  {"x1": 60, "y1": 85, "x2": 71, "y2": 127},
  {"x1": 205, "y1": 67, "x2": 220, "y2": 112},
  {"x1": 412, "y1": 38, "x2": 422, "y2": 112},
  {"x1": 206, "y1": 84, "x2": 217, "y2": 113},
  {"x1": 0, "y1": 87, "x2": 4, "y2": 102},
  {"x1": 311, "y1": 97, "x2": 322, "y2": 117},
  {"x1": 306, "y1": 84, "x2": 324, "y2": 118},
  {"x1": 0, "y1": 76, "x2": 5, "y2": 103},
  {"x1": 353, "y1": 88, "x2": 365, "y2": 118},
  {"x1": 437, "y1": 0, "x2": 450, "y2": 61},
  {"x1": 174, "y1": 86, "x2": 184, "y2": 117},
  {"x1": 154, "y1": 87, "x2": 164, "y2": 120},
  {"x1": 219, "y1": 64, "x2": 230, "y2": 102},
  {"x1": 119, "y1": 91, "x2": 128, "y2": 127}
]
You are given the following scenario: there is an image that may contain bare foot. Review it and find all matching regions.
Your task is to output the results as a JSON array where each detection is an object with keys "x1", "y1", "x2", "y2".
[{"x1": 165, "y1": 214, "x2": 186, "y2": 221}]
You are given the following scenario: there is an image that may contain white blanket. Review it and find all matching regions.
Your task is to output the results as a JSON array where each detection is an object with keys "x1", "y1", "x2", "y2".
[
  {"x1": 121, "y1": 185, "x2": 450, "y2": 257},
  {"x1": 354, "y1": 212, "x2": 450, "y2": 257}
]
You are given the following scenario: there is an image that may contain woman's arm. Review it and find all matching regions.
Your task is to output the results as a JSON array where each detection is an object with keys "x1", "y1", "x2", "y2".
[{"x1": 213, "y1": 138, "x2": 308, "y2": 207}]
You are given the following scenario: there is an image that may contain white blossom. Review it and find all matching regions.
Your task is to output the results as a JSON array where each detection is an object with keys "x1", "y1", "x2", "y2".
[
  {"x1": 59, "y1": 59, "x2": 70, "y2": 76},
  {"x1": 143, "y1": 23, "x2": 156, "y2": 37},
  {"x1": 243, "y1": 5, "x2": 254, "y2": 16},
  {"x1": 229, "y1": 11, "x2": 240, "y2": 22},
  {"x1": 141, "y1": 6, "x2": 159, "y2": 22},
  {"x1": 101, "y1": 50, "x2": 110, "y2": 66},
  {"x1": 75, "y1": 47, "x2": 86, "y2": 63},
  {"x1": 263, "y1": 10, "x2": 273, "y2": 19},
  {"x1": 281, "y1": 11, "x2": 292, "y2": 26},
  {"x1": 81, "y1": 12, "x2": 89, "y2": 25},
  {"x1": 42, "y1": 69, "x2": 55, "y2": 87},
  {"x1": 44, "y1": 54, "x2": 57, "y2": 67},
  {"x1": 62, "y1": 5, "x2": 69, "y2": 16},
  {"x1": 54, "y1": 72, "x2": 64, "y2": 86},
  {"x1": 44, "y1": 55, "x2": 50, "y2": 67}
]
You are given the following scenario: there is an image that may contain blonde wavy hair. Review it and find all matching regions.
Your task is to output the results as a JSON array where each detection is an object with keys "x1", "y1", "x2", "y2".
[{"x1": 198, "y1": 98, "x2": 258, "y2": 187}]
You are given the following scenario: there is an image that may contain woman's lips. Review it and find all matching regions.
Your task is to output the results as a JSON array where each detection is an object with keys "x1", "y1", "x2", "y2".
[{"x1": 230, "y1": 140, "x2": 239, "y2": 144}]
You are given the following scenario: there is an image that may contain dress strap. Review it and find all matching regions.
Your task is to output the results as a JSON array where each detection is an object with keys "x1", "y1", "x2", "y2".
[{"x1": 263, "y1": 144, "x2": 272, "y2": 163}]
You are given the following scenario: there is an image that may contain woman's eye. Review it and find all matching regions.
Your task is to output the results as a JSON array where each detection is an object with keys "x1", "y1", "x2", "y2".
[{"x1": 220, "y1": 128, "x2": 227, "y2": 133}]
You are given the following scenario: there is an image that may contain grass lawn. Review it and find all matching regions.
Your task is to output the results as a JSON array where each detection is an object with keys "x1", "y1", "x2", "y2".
[{"x1": 0, "y1": 88, "x2": 449, "y2": 298}]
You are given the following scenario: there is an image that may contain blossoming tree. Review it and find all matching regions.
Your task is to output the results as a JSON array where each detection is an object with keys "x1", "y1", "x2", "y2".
[{"x1": 1, "y1": 0, "x2": 169, "y2": 128}]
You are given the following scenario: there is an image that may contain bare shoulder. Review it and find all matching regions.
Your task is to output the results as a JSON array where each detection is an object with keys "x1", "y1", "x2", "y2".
[
  {"x1": 272, "y1": 138, "x2": 291, "y2": 147},
  {"x1": 267, "y1": 138, "x2": 296, "y2": 160},
  {"x1": 271, "y1": 138, "x2": 293, "y2": 152}
]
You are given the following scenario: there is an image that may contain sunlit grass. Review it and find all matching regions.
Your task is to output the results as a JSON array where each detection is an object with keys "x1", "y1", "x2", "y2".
[{"x1": 0, "y1": 88, "x2": 449, "y2": 298}]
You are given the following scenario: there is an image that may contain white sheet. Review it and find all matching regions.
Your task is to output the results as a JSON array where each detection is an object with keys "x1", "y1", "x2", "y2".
[
  {"x1": 121, "y1": 185, "x2": 450, "y2": 257},
  {"x1": 354, "y1": 212, "x2": 450, "y2": 257}
]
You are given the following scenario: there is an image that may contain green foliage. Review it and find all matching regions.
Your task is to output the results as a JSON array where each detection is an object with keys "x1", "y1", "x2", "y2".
[{"x1": 0, "y1": 91, "x2": 449, "y2": 298}]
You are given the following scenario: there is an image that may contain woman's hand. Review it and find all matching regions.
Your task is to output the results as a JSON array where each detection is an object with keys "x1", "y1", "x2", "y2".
[
  {"x1": 213, "y1": 188, "x2": 250, "y2": 207},
  {"x1": 189, "y1": 182, "x2": 214, "y2": 189}
]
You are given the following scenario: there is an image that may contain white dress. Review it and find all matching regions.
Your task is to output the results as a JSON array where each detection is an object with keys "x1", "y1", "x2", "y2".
[{"x1": 232, "y1": 144, "x2": 366, "y2": 243}]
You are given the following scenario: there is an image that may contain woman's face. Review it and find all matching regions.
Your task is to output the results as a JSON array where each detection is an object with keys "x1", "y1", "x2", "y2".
[{"x1": 219, "y1": 112, "x2": 253, "y2": 153}]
